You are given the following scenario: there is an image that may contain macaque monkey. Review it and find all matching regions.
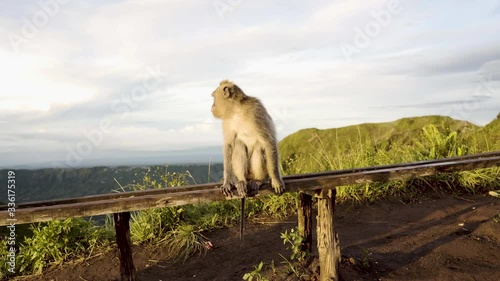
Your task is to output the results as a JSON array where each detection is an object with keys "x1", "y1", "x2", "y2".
[{"x1": 211, "y1": 80, "x2": 285, "y2": 197}]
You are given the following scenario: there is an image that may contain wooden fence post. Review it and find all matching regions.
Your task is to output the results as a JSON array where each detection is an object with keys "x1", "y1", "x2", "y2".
[
  {"x1": 316, "y1": 188, "x2": 341, "y2": 281},
  {"x1": 297, "y1": 192, "x2": 313, "y2": 253},
  {"x1": 114, "y1": 212, "x2": 136, "y2": 281}
]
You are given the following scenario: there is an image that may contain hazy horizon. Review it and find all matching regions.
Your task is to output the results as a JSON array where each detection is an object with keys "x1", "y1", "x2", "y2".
[{"x1": 0, "y1": 145, "x2": 224, "y2": 169}]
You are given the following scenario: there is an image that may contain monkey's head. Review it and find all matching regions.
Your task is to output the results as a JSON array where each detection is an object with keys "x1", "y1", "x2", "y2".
[{"x1": 211, "y1": 80, "x2": 246, "y2": 119}]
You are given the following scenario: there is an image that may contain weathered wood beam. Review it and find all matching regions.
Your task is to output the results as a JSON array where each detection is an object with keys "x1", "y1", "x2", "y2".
[
  {"x1": 8, "y1": 182, "x2": 223, "y2": 209},
  {"x1": 0, "y1": 189, "x2": 229, "y2": 225}
]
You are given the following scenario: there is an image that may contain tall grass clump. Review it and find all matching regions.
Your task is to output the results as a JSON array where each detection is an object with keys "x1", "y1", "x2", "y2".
[
  {"x1": 413, "y1": 124, "x2": 466, "y2": 160},
  {"x1": 412, "y1": 125, "x2": 499, "y2": 194}
]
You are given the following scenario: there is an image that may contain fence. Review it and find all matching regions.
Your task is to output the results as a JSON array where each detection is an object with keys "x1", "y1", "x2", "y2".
[{"x1": 1, "y1": 151, "x2": 500, "y2": 281}]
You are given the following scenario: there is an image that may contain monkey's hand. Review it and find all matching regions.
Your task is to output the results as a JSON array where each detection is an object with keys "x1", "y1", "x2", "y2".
[
  {"x1": 220, "y1": 182, "x2": 233, "y2": 197},
  {"x1": 271, "y1": 178, "x2": 285, "y2": 195},
  {"x1": 235, "y1": 181, "x2": 248, "y2": 197}
]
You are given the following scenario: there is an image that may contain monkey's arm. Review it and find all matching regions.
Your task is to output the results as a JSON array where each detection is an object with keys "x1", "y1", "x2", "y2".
[
  {"x1": 221, "y1": 142, "x2": 234, "y2": 197},
  {"x1": 253, "y1": 108, "x2": 285, "y2": 195},
  {"x1": 264, "y1": 141, "x2": 285, "y2": 194}
]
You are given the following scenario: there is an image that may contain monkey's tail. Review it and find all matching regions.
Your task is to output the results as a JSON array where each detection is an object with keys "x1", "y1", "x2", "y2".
[{"x1": 240, "y1": 197, "x2": 245, "y2": 243}]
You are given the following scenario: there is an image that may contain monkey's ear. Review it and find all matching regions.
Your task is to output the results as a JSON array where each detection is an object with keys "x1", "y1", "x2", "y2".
[{"x1": 223, "y1": 86, "x2": 232, "y2": 98}]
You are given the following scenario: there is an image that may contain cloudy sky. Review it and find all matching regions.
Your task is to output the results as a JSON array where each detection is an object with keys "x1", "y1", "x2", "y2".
[{"x1": 1, "y1": 0, "x2": 499, "y2": 168}]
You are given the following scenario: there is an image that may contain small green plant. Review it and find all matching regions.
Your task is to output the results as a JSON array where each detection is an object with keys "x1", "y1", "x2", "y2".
[
  {"x1": 275, "y1": 228, "x2": 308, "y2": 279},
  {"x1": 360, "y1": 248, "x2": 374, "y2": 269},
  {"x1": 243, "y1": 261, "x2": 269, "y2": 281},
  {"x1": 278, "y1": 253, "x2": 303, "y2": 278},
  {"x1": 268, "y1": 259, "x2": 277, "y2": 275},
  {"x1": 280, "y1": 227, "x2": 307, "y2": 262},
  {"x1": 244, "y1": 229, "x2": 311, "y2": 280}
]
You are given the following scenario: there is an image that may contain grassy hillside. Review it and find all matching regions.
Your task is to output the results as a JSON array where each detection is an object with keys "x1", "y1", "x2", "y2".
[
  {"x1": 470, "y1": 113, "x2": 500, "y2": 149},
  {"x1": 279, "y1": 115, "x2": 479, "y2": 173}
]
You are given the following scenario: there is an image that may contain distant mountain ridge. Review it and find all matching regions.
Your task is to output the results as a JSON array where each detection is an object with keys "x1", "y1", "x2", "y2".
[{"x1": 2, "y1": 146, "x2": 223, "y2": 170}]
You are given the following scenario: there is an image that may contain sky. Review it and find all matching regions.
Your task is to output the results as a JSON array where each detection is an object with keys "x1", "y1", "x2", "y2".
[{"x1": 1, "y1": 0, "x2": 499, "y2": 168}]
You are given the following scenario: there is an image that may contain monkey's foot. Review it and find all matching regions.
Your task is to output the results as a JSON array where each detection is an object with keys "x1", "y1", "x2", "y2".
[
  {"x1": 235, "y1": 181, "x2": 248, "y2": 197},
  {"x1": 248, "y1": 180, "x2": 263, "y2": 191},
  {"x1": 271, "y1": 178, "x2": 285, "y2": 195},
  {"x1": 220, "y1": 182, "x2": 233, "y2": 197}
]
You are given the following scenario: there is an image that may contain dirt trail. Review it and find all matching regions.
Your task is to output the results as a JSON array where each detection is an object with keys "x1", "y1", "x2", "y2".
[{"x1": 13, "y1": 194, "x2": 500, "y2": 281}]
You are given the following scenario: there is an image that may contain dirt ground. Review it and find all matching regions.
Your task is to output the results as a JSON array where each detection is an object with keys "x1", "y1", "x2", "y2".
[{"x1": 12, "y1": 193, "x2": 500, "y2": 281}]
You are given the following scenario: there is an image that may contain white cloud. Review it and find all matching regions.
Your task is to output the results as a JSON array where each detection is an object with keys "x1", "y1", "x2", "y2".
[
  {"x1": 0, "y1": 50, "x2": 96, "y2": 112},
  {"x1": 311, "y1": 0, "x2": 387, "y2": 24}
]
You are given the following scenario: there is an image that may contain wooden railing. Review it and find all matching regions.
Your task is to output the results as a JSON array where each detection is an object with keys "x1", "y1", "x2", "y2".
[{"x1": 1, "y1": 151, "x2": 500, "y2": 281}]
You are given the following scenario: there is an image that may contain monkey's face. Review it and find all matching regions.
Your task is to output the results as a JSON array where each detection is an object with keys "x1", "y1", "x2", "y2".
[{"x1": 211, "y1": 84, "x2": 232, "y2": 119}]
